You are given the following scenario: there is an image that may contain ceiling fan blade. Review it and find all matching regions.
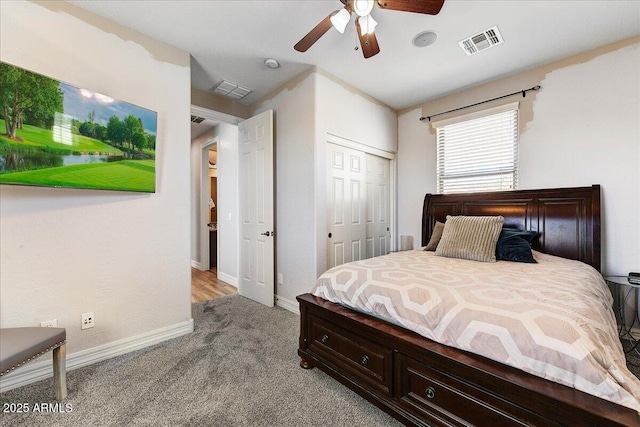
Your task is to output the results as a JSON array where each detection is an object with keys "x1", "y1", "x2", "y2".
[
  {"x1": 376, "y1": 0, "x2": 444, "y2": 15},
  {"x1": 356, "y1": 19, "x2": 380, "y2": 59},
  {"x1": 294, "y1": 13, "x2": 336, "y2": 52}
]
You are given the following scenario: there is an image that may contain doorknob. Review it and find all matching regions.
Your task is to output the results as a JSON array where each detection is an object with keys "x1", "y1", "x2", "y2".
[{"x1": 261, "y1": 231, "x2": 271, "y2": 237}]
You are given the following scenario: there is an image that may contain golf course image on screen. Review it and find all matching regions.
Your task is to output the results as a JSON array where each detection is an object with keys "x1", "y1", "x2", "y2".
[{"x1": 0, "y1": 62, "x2": 157, "y2": 193}]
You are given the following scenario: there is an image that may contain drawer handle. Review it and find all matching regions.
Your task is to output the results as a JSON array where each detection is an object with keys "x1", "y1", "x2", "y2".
[
  {"x1": 425, "y1": 386, "x2": 436, "y2": 399},
  {"x1": 361, "y1": 355, "x2": 369, "y2": 365},
  {"x1": 321, "y1": 334, "x2": 329, "y2": 343}
]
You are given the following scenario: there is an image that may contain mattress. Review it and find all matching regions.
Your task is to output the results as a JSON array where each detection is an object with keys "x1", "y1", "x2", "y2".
[{"x1": 311, "y1": 249, "x2": 640, "y2": 411}]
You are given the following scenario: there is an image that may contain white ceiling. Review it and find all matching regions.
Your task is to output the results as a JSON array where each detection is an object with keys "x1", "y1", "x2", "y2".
[{"x1": 69, "y1": 1, "x2": 640, "y2": 111}]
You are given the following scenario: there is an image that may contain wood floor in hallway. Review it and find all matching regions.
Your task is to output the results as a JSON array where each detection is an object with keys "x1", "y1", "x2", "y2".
[{"x1": 191, "y1": 267, "x2": 237, "y2": 303}]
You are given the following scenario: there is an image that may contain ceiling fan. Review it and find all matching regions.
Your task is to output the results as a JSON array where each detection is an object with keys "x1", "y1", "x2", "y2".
[{"x1": 294, "y1": 0, "x2": 445, "y2": 59}]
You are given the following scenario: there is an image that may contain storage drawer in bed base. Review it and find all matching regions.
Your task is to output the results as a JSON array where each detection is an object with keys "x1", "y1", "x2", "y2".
[
  {"x1": 395, "y1": 354, "x2": 549, "y2": 426},
  {"x1": 307, "y1": 314, "x2": 393, "y2": 396},
  {"x1": 298, "y1": 293, "x2": 640, "y2": 427}
]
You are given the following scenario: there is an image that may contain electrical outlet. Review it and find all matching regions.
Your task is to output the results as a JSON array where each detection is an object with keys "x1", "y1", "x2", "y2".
[
  {"x1": 278, "y1": 273, "x2": 284, "y2": 285},
  {"x1": 40, "y1": 319, "x2": 58, "y2": 328},
  {"x1": 82, "y1": 312, "x2": 94, "y2": 330}
]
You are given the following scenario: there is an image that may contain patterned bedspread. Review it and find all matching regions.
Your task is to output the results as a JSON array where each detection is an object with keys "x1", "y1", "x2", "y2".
[{"x1": 311, "y1": 249, "x2": 640, "y2": 411}]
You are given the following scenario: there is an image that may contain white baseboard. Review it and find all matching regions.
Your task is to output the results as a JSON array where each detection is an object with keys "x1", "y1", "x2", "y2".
[
  {"x1": 0, "y1": 319, "x2": 194, "y2": 393},
  {"x1": 276, "y1": 295, "x2": 300, "y2": 315},
  {"x1": 191, "y1": 260, "x2": 203, "y2": 270},
  {"x1": 217, "y1": 271, "x2": 238, "y2": 288}
]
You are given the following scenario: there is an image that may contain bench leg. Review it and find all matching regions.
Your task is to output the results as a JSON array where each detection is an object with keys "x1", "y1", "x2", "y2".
[{"x1": 52, "y1": 344, "x2": 67, "y2": 401}]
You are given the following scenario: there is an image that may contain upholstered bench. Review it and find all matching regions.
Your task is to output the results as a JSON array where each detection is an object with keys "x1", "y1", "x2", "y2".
[{"x1": 0, "y1": 327, "x2": 67, "y2": 400}]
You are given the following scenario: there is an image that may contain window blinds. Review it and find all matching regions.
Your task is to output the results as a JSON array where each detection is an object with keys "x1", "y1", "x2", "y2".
[{"x1": 435, "y1": 105, "x2": 518, "y2": 194}]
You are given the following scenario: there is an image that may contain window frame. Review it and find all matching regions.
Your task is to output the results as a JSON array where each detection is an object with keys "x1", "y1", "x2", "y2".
[{"x1": 431, "y1": 102, "x2": 519, "y2": 194}]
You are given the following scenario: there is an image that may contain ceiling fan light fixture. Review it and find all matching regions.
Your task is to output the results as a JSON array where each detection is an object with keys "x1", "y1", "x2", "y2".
[
  {"x1": 353, "y1": 0, "x2": 374, "y2": 17},
  {"x1": 330, "y1": 8, "x2": 351, "y2": 34},
  {"x1": 294, "y1": 0, "x2": 446, "y2": 58},
  {"x1": 358, "y1": 14, "x2": 378, "y2": 35}
]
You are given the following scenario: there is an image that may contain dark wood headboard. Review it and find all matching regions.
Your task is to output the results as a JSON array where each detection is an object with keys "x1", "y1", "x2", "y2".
[{"x1": 421, "y1": 185, "x2": 601, "y2": 271}]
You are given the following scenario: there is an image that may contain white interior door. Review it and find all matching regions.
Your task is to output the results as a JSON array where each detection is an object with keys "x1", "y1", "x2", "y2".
[
  {"x1": 238, "y1": 110, "x2": 274, "y2": 307},
  {"x1": 365, "y1": 153, "x2": 390, "y2": 258},
  {"x1": 327, "y1": 143, "x2": 366, "y2": 269}
]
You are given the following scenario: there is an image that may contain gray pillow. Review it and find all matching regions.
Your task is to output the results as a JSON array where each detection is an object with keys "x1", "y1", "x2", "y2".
[
  {"x1": 435, "y1": 215, "x2": 504, "y2": 262},
  {"x1": 424, "y1": 221, "x2": 445, "y2": 251}
]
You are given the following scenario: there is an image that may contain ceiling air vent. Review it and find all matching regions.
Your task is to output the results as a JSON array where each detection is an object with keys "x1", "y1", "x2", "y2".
[
  {"x1": 459, "y1": 26, "x2": 504, "y2": 56},
  {"x1": 191, "y1": 115, "x2": 205, "y2": 124},
  {"x1": 209, "y1": 80, "x2": 252, "y2": 100}
]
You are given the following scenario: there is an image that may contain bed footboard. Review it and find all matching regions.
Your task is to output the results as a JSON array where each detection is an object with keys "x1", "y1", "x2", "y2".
[{"x1": 298, "y1": 293, "x2": 639, "y2": 427}]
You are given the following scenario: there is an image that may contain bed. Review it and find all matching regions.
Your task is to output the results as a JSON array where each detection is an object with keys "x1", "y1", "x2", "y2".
[{"x1": 297, "y1": 185, "x2": 640, "y2": 426}]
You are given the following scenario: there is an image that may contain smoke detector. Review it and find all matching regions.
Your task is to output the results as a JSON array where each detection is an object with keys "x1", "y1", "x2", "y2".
[
  {"x1": 459, "y1": 26, "x2": 504, "y2": 56},
  {"x1": 264, "y1": 58, "x2": 280, "y2": 69}
]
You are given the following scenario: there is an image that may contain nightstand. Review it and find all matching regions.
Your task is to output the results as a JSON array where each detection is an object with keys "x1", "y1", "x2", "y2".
[{"x1": 606, "y1": 275, "x2": 640, "y2": 354}]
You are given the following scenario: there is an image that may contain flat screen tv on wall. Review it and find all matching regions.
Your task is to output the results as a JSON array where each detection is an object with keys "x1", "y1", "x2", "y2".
[{"x1": 0, "y1": 62, "x2": 157, "y2": 193}]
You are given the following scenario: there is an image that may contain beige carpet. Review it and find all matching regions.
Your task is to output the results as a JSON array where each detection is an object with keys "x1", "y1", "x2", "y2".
[{"x1": 0, "y1": 295, "x2": 400, "y2": 427}]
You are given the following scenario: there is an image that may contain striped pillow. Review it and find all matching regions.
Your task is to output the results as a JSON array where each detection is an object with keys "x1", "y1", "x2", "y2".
[{"x1": 435, "y1": 215, "x2": 504, "y2": 262}]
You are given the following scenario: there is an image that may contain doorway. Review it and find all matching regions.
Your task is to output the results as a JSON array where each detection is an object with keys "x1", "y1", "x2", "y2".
[
  {"x1": 192, "y1": 106, "x2": 241, "y2": 287},
  {"x1": 190, "y1": 105, "x2": 242, "y2": 306},
  {"x1": 190, "y1": 106, "x2": 275, "y2": 307}
]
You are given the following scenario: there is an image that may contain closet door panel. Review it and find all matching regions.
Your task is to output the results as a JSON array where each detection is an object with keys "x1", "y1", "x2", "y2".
[
  {"x1": 327, "y1": 144, "x2": 366, "y2": 268},
  {"x1": 365, "y1": 153, "x2": 391, "y2": 258}
]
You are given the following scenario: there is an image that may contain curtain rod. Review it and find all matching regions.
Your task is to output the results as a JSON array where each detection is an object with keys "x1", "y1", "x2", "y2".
[{"x1": 419, "y1": 85, "x2": 541, "y2": 122}]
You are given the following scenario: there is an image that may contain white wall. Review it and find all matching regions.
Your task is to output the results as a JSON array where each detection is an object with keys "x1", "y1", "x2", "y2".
[
  {"x1": 519, "y1": 42, "x2": 639, "y2": 275},
  {"x1": 396, "y1": 107, "x2": 434, "y2": 249},
  {"x1": 314, "y1": 70, "x2": 397, "y2": 153},
  {"x1": 189, "y1": 122, "x2": 239, "y2": 283},
  {"x1": 190, "y1": 130, "x2": 210, "y2": 267},
  {"x1": 250, "y1": 68, "x2": 398, "y2": 304},
  {"x1": 397, "y1": 39, "x2": 640, "y2": 276},
  {"x1": 314, "y1": 70, "x2": 398, "y2": 275},
  {"x1": 0, "y1": 0, "x2": 192, "y2": 358},
  {"x1": 251, "y1": 71, "x2": 317, "y2": 304}
]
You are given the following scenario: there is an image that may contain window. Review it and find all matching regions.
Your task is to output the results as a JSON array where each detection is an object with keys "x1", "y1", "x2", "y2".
[{"x1": 432, "y1": 102, "x2": 519, "y2": 194}]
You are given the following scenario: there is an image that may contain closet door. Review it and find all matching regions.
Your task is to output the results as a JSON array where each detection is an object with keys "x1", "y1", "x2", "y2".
[
  {"x1": 327, "y1": 143, "x2": 366, "y2": 269},
  {"x1": 365, "y1": 153, "x2": 391, "y2": 258}
]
